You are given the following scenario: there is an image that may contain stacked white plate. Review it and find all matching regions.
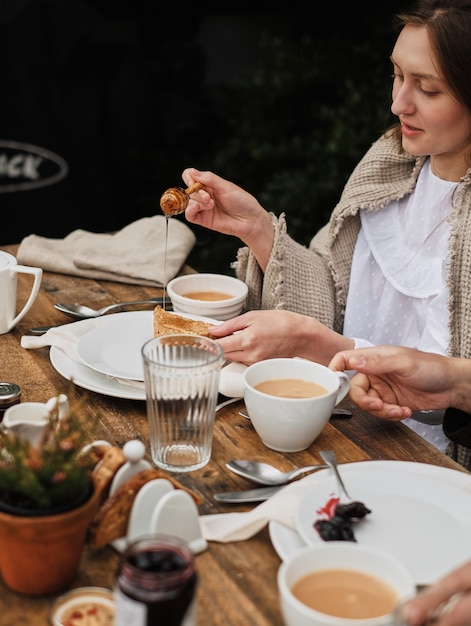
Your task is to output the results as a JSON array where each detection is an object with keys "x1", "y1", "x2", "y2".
[{"x1": 50, "y1": 311, "x2": 220, "y2": 400}]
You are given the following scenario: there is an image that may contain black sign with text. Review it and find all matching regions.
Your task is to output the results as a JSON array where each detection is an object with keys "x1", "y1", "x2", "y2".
[{"x1": 0, "y1": 141, "x2": 68, "y2": 194}]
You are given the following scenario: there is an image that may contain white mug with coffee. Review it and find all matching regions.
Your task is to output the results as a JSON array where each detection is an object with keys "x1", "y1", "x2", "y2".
[
  {"x1": 243, "y1": 357, "x2": 350, "y2": 452},
  {"x1": 0, "y1": 250, "x2": 42, "y2": 335},
  {"x1": 277, "y1": 542, "x2": 415, "y2": 626}
]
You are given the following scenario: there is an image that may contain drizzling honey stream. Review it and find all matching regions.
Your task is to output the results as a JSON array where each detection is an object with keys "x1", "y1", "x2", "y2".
[{"x1": 160, "y1": 181, "x2": 203, "y2": 308}]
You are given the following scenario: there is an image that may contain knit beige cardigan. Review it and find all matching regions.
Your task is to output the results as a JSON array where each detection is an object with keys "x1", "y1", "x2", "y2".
[{"x1": 234, "y1": 131, "x2": 471, "y2": 360}]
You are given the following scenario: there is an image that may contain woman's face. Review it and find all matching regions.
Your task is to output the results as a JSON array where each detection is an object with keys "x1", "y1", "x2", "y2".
[{"x1": 391, "y1": 24, "x2": 471, "y2": 179}]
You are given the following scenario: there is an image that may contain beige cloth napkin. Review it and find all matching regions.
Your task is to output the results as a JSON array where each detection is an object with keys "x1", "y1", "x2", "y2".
[
  {"x1": 21, "y1": 321, "x2": 245, "y2": 396},
  {"x1": 200, "y1": 477, "x2": 317, "y2": 542},
  {"x1": 17, "y1": 216, "x2": 196, "y2": 287}
]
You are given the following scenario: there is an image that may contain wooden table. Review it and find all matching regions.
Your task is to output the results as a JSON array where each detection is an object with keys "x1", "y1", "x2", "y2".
[{"x1": 1, "y1": 243, "x2": 469, "y2": 626}]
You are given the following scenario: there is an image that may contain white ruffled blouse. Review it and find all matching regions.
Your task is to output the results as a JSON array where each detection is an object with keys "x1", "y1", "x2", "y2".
[{"x1": 343, "y1": 158, "x2": 458, "y2": 451}]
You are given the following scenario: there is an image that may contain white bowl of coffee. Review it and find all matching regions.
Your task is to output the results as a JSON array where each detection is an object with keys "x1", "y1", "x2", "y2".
[
  {"x1": 166, "y1": 273, "x2": 248, "y2": 321},
  {"x1": 243, "y1": 358, "x2": 350, "y2": 452},
  {"x1": 277, "y1": 542, "x2": 415, "y2": 626}
]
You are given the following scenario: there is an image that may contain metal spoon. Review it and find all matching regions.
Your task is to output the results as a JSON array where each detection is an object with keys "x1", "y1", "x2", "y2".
[
  {"x1": 226, "y1": 459, "x2": 328, "y2": 486},
  {"x1": 54, "y1": 298, "x2": 168, "y2": 319},
  {"x1": 319, "y1": 450, "x2": 352, "y2": 500}
]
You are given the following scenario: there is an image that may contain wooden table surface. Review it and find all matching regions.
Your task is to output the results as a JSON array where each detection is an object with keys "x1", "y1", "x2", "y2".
[{"x1": 1, "y1": 243, "x2": 469, "y2": 626}]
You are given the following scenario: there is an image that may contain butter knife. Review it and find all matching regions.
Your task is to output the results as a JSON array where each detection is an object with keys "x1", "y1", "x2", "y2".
[{"x1": 214, "y1": 485, "x2": 282, "y2": 503}]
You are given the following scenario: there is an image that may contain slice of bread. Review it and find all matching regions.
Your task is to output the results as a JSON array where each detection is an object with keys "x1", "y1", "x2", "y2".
[{"x1": 153, "y1": 305, "x2": 214, "y2": 338}]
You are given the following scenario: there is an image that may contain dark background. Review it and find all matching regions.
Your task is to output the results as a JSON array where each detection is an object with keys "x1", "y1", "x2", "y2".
[{"x1": 0, "y1": 0, "x2": 413, "y2": 273}]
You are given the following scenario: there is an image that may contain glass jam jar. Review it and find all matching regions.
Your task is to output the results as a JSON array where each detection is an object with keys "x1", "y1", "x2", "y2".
[{"x1": 114, "y1": 534, "x2": 197, "y2": 626}]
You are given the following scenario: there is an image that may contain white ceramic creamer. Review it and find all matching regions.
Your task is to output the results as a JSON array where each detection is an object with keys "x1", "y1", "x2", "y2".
[{"x1": 0, "y1": 250, "x2": 42, "y2": 334}]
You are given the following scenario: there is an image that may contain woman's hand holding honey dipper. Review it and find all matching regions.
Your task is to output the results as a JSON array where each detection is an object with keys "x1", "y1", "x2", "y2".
[{"x1": 160, "y1": 182, "x2": 203, "y2": 216}]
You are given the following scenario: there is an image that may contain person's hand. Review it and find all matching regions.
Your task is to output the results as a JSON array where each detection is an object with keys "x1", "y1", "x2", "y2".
[
  {"x1": 181, "y1": 168, "x2": 274, "y2": 269},
  {"x1": 396, "y1": 559, "x2": 471, "y2": 625},
  {"x1": 328, "y1": 346, "x2": 462, "y2": 419},
  {"x1": 209, "y1": 310, "x2": 353, "y2": 366}
]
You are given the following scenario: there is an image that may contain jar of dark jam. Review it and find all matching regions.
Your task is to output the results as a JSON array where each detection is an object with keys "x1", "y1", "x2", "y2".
[
  {"x1": 114, "y1": 534, "x2": 197, "y2": 626},
  {"x1": 0, "y1": 382, "x2": 21, "y2": 421}
]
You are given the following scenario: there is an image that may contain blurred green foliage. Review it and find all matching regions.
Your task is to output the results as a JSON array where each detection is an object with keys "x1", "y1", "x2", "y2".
[{"x1": 186, "y1": 5, "x2": 405, "y2": 274}]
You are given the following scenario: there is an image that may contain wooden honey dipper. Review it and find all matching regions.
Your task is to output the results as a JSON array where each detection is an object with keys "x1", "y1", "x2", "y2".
[{"x1": 160, "y1": 181, "x2": 203, "y2": 216}]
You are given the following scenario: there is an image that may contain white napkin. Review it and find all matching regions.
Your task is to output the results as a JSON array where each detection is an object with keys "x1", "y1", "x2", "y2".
[
  {"x1": 200, "y1": 478, "x2": 316, "y2": 542},
  {"x1": 21, "y1": 322, "x2": 246, "y2": 397},
  {"x1": 218, "y1": 361, "x2": 246, "y2": 398},
  {"x1": 21, "y1": 319, "x2": 102, "y2": 360},
  {"x1": 17, "y1": 216, "x2": 196, "y2": 287}
]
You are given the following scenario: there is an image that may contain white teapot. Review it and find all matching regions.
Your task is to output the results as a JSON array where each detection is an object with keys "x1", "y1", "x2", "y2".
[{"x1": 2, "y1": 394, "x2": 69, "y2": 447}]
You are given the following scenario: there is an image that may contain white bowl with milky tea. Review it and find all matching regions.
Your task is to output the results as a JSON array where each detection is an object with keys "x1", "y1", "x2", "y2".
[
  {"x1": 278, "y1": 543, "x2": 415, "y2": 626},
  {"x1": 166, "y1": 273, "x2": 248, "y2": 321}
]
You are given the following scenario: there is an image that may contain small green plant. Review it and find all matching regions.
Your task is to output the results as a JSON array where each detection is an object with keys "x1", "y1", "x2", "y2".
[{"x1": 0, "y1": 388, "x2": 99, "y2": 511}]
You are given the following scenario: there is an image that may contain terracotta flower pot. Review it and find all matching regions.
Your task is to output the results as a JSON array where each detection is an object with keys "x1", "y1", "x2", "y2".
[{"x1": 0, "y1": 480, "x2": 101, "y2": 595}]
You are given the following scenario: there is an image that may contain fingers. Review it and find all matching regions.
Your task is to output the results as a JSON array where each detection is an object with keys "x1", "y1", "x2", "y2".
[
  {"x1": 182, "y1": 167, "x2": 205, "y2": 187},
  {"x1": 399, "y1": 589, "x2": 471, "y2": 626},
  {"x1": 348, "y1": 373, "x2": 411, "y2": 419},
  {"x1": 209, "y1": 314, "x2": 251, "y2": 337},
  {"x1": 348, "y1": 373, "x2": 384, "y2": 411},
  {"x1": 330, "y1": 346, "x2": 417, "y2": 377},
  {"x1": 182, "y1": 168, "x2": 222, "y2": 193},
  {"x1": 329, "y1": 350, "x2": 391, "y2": 374}
]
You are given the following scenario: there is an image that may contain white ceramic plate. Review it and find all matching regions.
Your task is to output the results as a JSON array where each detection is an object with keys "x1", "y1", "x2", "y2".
[
  {"x1": 50, "y1": 345, "x2": 146, "y2": 400},
  {"x1": 292, "y1": 460, "x2": 471, "y2": 585},
  {"x1": 269, "y1": 520, "x2": 306, "y2": 562},
  {"x1": 49, "y1": 310, "x2": 221, "y2": 400},
  {"x1": 76, "y1": 317, "x2": 152, "y2": 381},
  {"x1": 270, "y1": 461, "x2": 471, "y2": 564},
  {"x1": 76, "y1": 310, "x2": 220, "y2": 381}
]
